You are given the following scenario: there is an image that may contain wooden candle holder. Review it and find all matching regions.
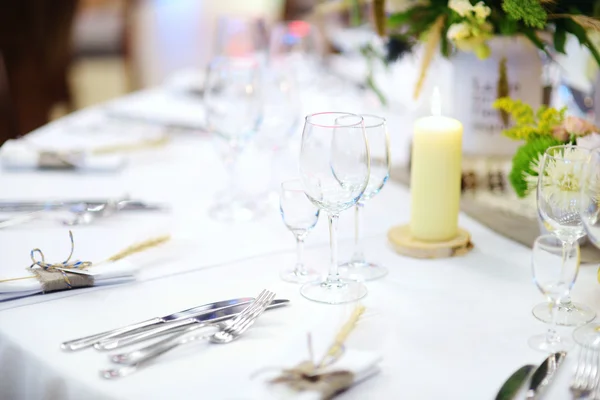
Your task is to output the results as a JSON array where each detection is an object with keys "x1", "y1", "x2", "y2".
[{"x1": 387, "y1": 224, "x2": 473, "y2": 259}]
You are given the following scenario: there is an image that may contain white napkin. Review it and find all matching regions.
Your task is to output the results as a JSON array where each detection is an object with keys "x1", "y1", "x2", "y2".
[
  {"x1": 107, "y1": 90, "x2": 206, "y2": 130},
  {"x1": 253, "y1": 349, "x2": 382, "y2": 400},
  {"x1": 0, "y1": 260, "x2": 138, "y2": 302},
  {"x1": 0, "y1": 139, "x2": 125, "y2": 172}
]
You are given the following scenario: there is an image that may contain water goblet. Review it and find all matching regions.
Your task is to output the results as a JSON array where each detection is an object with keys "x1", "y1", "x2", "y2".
[
  {"x1": 279, "y1": 179, "x2": 321, "y2": 283},
  {"x1": 203, "y1": 56, "x2": 263, "y2": 222},
  {"x1": 573, "y1": 148, "x2": 600, "y2": 346},
  {"x1": 529, "y1": 234, "x2": 580, "y2": 352},
  {"x1": 338, "y1": 115, "x2": 390, "y2": 281},
  {"x1": 534, "y1": 145, "x2": 595, "y2": 326},
  {"x1": 299, "y1": 112, "x2": 370, "y2": 304}
]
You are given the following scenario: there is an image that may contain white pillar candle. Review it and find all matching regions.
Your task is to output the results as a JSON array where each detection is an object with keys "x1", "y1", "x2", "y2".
[{"x1": 410, "y1": 90, "x2": 463, "y2": 242}]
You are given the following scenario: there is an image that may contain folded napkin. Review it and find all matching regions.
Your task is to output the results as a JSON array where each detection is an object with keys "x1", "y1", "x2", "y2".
[
  {"x1": 252, "y1": 349, "x2": 381, "y2": 400},
  {"x1": 0, "y1": 260, "x2": 138, "y2": 302},
  {"x1": 107, "y1": 90, "x2": 206, "y2": 131},
  {"x1": 0, "y1": 139, "x2": 125, "y2": 172}
]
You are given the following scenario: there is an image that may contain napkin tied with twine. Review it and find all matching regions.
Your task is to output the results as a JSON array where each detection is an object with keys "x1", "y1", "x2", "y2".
[
  {"x1": 32, "y1": 269, "x2": 94, "y2": 293},
  {"x1": 267, "y1": 305, "x2": 365, "y2": 400}
]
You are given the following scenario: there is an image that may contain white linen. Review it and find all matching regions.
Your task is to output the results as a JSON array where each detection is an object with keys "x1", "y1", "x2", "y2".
[
  {"x1": 0, "y1": 80, "x2": 596, "y2": 400},
  {"x1": 0, "y1": 260, "x2": 138, "y2": 302}
]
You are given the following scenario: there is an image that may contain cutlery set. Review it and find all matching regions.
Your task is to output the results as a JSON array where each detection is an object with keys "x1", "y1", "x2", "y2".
[
  {"x1": 497, "y1": 349, "x2": 600, "y2": 399},
  {"x1": 0, "y1": 197, "x2": 169, "y2": 228},
  {"x1": 61, "y1": 290, "x2": 286, "y2": 379}
]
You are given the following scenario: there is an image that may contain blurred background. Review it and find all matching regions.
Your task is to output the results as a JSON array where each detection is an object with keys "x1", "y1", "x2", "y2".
[{"x1": 0, "y1": 0, "x2": 323, "y2": 141}]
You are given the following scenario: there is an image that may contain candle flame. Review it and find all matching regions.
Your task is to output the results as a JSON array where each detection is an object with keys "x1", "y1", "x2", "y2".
[{"x1": 431, "y1": 87, "x2": 441, "y2": 117}]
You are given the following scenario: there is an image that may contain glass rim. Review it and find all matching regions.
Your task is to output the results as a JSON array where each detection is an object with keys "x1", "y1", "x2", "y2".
[
  {"x1": 544, "y1": 144, "x2": 590, "y2": 161},
  {"x1": 305, "y1": 112, "x2": 364, "y2": 129}
]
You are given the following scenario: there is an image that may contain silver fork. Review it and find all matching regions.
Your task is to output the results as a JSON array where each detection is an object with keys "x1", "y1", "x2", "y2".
[
  {"x1": 571, "y1": 346, "x2": 600, "y2": 399},
  {"x1": 100, "y1": 290, "x2": 275, "y2": 379}
]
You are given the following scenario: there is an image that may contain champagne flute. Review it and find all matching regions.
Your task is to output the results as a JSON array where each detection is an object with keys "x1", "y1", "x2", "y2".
[
  {"x1": 279, "y1": 179, "x2": 321, "y2": 283},
  {"x1": 529, "y1": 234, "x2": 579, "y2": 352},
  {"x1": 535, "y1": 145, "x2": 595, "y2": 326},
  {"x1": 574, "y1": 148, "x2": 600, "y2": 346},
  {"x1": 203, "y1": 57, "x2": 263, "y2": 222},
  {"x1": 299, "y1": 112, "x2": 370, "y2": 304},
  {"x1": 338, "y1": 115, "x2": 391, "y2": 281}
]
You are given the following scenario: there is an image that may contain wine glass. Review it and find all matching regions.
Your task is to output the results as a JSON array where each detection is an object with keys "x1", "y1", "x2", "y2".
[
  {"x1": 338, "y1": 115, "x2": 390, "y2": 281},
  {"x1": 279, "y1": 179, "x2": 321, "y2": 283},
  {"x1": 299, "y1": 112, "x2": 370, "y2": 304},
  {"x1": 529, "y1": 234, "x2": 580, "y2": 352},
  {"x1": 203, "y1": 57, "x2": 263, "y2": 222},
  {"x1": 268, "y1": 20, "x2": 322, "y2": 85},
  {"x1": 534, "y1": 145, "x2": 595, "y2": 326},
  {"x1": 574, "y1": 148, "x2": 600, "y2": 346},
  {"x1": 213, "y1": 16, "x2": 268, "y2": 61}
]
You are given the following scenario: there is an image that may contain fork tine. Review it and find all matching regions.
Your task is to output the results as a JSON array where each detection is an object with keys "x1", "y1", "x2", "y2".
[
  {"x1": 224, "y1": 292, "x2": 274, "y2": 333},
  {"x1": 228, "y1": 292, "x2": 276, "y2": 335},
  {"x1": 222, "y1": 290, "x2": 271, "y2": 332}
]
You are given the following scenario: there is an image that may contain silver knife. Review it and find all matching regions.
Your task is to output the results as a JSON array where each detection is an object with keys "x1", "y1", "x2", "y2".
[
  {"x1": 99, "y1": 299, "x2": 290, "y2": 352},
  {"x1": 60, "y1": 297, "x2": 253, "y2": 351},
  {"x1": 495, "y1": 364, "x2": 535, "y2": 400},
  {"x1": 0, "y1": 200, "x2": 168, "y2": 212},
  {"x1": 525, "y1": 352, "x2": 567, "y2": 399}
]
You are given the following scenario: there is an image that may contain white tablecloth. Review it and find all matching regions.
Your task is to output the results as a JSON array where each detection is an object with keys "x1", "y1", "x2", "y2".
[{"x1": 0, "y1": 84, "x2": 598, "y2": 400}]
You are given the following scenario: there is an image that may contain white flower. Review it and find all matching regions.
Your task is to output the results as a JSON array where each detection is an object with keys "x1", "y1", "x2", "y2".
[
  {"x1": 537, "y1": 147, "x2": 589, "y2": 210},
  {"x1": 448, "y1": 0, "x2": 473, "y2": 17},
  {"x1": 472, "y1": 1, "x2": 491, "y2": 19},
  {"x1": 447, "y1": 22, "x2": 471, "y2": 41}
]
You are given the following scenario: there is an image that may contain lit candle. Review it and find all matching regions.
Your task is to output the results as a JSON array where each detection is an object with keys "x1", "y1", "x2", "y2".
[{"x1": 410, "y1": 88, "x2": 463, "y2": 242}]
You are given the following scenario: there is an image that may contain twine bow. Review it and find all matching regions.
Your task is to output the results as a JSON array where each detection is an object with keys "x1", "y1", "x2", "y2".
[{"x1": 29, "y1": 231, "x2": 92, "y2": 289}]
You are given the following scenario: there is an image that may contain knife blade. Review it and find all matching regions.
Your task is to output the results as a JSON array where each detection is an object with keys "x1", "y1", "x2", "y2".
[
  {"x1": 61, "y1": 297, "x2": 253, "y2": 351},
  {"x1": 0, "y1": 200, "x2": 168, "y2": 212},
  {"x1": 495, "y1": 364, "x2": 535, "y2": 400},
  {"x1": 98, "y1": 299, "x2": 290, "y2": 352},
  {"x1": 525, "y1": 352, "x2": 567, "y2": 399}
]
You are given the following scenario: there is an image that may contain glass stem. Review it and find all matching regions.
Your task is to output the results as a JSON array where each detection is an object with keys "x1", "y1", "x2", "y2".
[
  {"x1": 294, "y1": 235, "x2": 306, "y2": 275},
  {"x1": 546, "y1": 298, "x2": 561, "y2": 344},
  {"x1": 326, "y1": 214, "x2": 340, "y2": 284},
  {"x1": 225, "y1": 144, "x2": 241, "y2": 202},
  {"x1": 350, "y1": 201, "x2": 366, "y2": 264},
  {"x1": 559, "y1": 240, "x2": 575, "y2": 310}
]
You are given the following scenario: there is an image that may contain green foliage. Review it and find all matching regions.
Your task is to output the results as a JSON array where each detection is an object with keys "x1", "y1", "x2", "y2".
[
  {"x1": 501, "y1": 0, "x2": 547, "y2": 29},
  {"x1": 493, "y1": 97, "x2": 566, "y2": 141},
  {"x1": 510, "y1": 136, "x2": 563, "y2": 198}
]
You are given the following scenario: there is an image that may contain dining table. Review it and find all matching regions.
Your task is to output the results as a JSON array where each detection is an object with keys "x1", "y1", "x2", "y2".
[{"x1": 0, "y1": 70, "x2": 598, "y2": 400}]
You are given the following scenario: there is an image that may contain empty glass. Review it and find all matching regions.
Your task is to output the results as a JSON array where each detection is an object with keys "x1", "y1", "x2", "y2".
[
  {"x1": 299, "y1": 112, "x2": 370, "y2": 304},
  {"x1": 573, "y1": 148, "x2": 600, "y2": 346},
  {"x1": 339, "y1": 115, "x2": 390, "y2": 281},
  {"x1": 279, "y1": 179, "x2": 321, "y2": 283},
  {"x1": 269, "y1": 20, "x2": 322, "y2": 85},
  {"x1": 204, "y1": 57, "x2": 263, "y2": 222},
  {"x1": 214, "y1": 16, "x2": 268, "y2": 61},
  {"x1": 535, "y1": 145, "x2": 595, "y2": 326},
  {"x1": 529, "y1": 234, "x2": 579, "y2": 352}
]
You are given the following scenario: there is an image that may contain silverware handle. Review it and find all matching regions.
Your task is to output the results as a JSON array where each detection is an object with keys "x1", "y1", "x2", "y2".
[
  {"x1": 95, "y1": 318, "x2": 196, "y2": 351},
  {"x1": 61, "y1": 318, "x2": 162, "y2": 351},
  {"x1": 111, "y1": 323, "x2": 218, "y2": 365}
]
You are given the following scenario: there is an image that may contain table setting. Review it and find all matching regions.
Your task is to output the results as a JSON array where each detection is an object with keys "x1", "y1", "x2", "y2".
[{"x1": 4, "y1": 1, "x2": 600, "y2": 399}]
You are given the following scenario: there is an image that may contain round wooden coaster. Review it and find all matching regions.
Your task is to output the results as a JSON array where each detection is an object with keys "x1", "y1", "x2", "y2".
[{"x1": 387, "y1": 224, "x2": 473, "y2": 259}]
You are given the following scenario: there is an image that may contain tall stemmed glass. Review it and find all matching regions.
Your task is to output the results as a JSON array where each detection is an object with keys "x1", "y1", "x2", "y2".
[
  {"x1": 574, "y1": 148, "x2": 600, "y2": 346},
  {"x1": 535, "y1": 145, "x2": 595, "y2": 325},
  {"x1": 214, "y1": 16, "x2": 268, "y2": 60},
  {"x1": 529, "y1": 234, "x2": 580, "y2": 352},
  {"x1": 204, "y1": 57, "x2": 263, "y2": 222},
  {"x1": 279, "y1": 179, "x2": 321, "y2": 283},
  {"x1": 299, "y1": 112, "x2": 370, "y2": 304},
  {"x1": 338, "y1": 115, "x2": 391, "y2": 281}
]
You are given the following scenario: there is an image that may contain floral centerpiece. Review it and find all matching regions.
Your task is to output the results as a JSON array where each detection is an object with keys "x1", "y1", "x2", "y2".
[
  {"x1": 377, "y1": 0, "x2": 600, "y2": 99},
  {"x1": 493, "y1": 97, "x2": 600, "y2": 198}
]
